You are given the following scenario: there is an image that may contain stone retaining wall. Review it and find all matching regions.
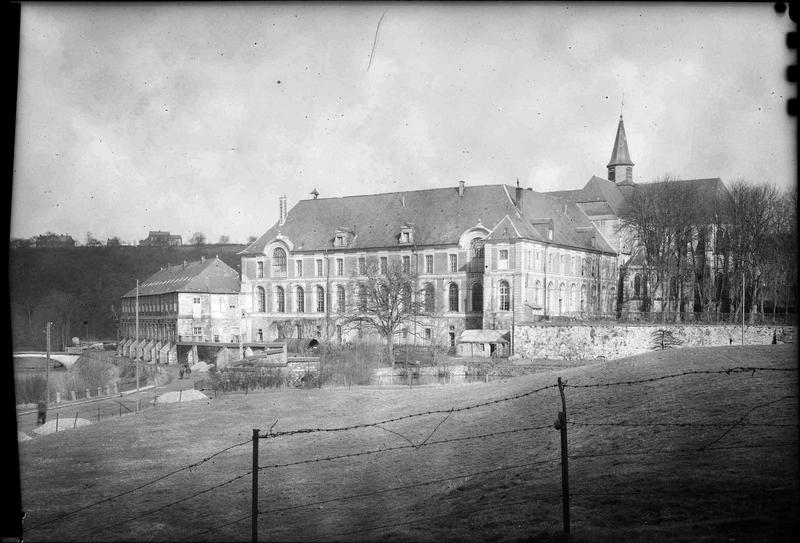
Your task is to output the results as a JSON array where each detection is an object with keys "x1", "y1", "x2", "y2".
[{"x1": 514, "y1": 324, "x2": 796, "y2": 361}]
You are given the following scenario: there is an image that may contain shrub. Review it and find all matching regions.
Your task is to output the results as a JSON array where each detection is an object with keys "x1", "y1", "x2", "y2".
[{"x1": 318, "y1": 342, "x2": 384, "y2": 387}]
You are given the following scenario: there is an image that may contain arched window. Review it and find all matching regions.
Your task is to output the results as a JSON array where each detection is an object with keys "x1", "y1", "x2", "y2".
[
  {"x1": 272, "y1": 248, "x2": 287, "y2": 275},
  {"x1": 256, "y1": 287, "x2": 266, "y2": 312},
  {"x1": 276, "y1": 286, "x2": 285, "y2": 313},
  {"x1": 634, "y1": 274, "x2": 641, "y2": 297},
  {"x1": 296, "y1": 286, "x2": 305, "y2": 313},
  {"x1": 424, "y1": 283, "x2": 435, "y2": 312},
  {"x1": 316, "y1": 286, "x2": 325, "y2": 312},
  {"x1": 535, "y1": 280, "x2": 542, "y2": 306},
  {"x1": 570, "y1": 284, "x2": 577, "y2": 312},
  {"x1": 669, "y1": 276, "x2": 679, "y2": 300},
  {"x1": 471, "y1": 282, "x2": 483, "y2": 312},
  {"x1": 499, "y1": 281, "x2": 509, "y2": 311},
  {"x1": 448, "y1": 283, "x2": 459, "y2": 312},
  {"x1": 558, "y1": 283, "x2": 566, "y2": 315},
  {"x1": 336, "y1": 286, "x2": 345, "y2": 313},
  {"x1": 580, "y1": 284, "x2": 587, "y2": 311}
]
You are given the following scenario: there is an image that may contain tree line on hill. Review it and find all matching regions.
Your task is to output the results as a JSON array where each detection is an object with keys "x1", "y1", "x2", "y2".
[{"x1": 8, "y1": 244, "x2": 246, "y2": 351}]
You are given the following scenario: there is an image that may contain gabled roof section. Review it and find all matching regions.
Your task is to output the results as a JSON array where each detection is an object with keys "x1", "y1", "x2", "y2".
[
  {"x1": 122, "y1": 257, "x2": 240, "y2": 298},
  {"x1": 545, "y1": 176, "x2": 627, "y2": 217},
  {"x1": 608, "y1": 115, "x2": 634, "y2": 167}
]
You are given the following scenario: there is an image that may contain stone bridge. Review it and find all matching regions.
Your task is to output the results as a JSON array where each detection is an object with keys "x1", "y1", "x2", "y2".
[{"x1": 13, "y1": 352, "x2": 81, "y2": 369}]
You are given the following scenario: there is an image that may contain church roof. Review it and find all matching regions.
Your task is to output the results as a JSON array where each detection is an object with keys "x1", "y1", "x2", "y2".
[
  {"x1": 607, "y1": 115, "x2": 634, "y2": 167},
  {"x1": 546, "y1": 176, "x2": 627, "y2": 216},
  {"x1": 122, "y1": 257, "x2": 240, "y2": 298},
  {"x1": 241, "y1": 184, "x2": 616, "y2": 256}
]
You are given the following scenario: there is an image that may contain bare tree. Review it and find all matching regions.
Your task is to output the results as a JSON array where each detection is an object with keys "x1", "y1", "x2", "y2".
[
  {"x1": 218, "y1": 234, "x2": 230, "y2": 244},
  {"x1": 725, "y1": 180, "x2": 780, "y2": 321},
  {"x1": 247, "y1": 235, "x2": 258, "y2": 243},
  {"x1": 339, "y1": 260, "x2": 424, "y2": 368},
  {"x1": 619, "y1": 176, "x2": 686, "y2": 314}
]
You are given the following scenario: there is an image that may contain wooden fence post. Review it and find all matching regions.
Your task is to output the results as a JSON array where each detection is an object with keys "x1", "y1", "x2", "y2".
[
  {"x1": 73, "y1": 411, "x2": 79, "y2": 428},
  {"x1": 252, "y1": 428, "x2": 260, "y2": 543},
  {"x1": 55, "y1": 412, "x2": 59, "y2": 432},
  {"x1": 554, "y1": 377, "x2": 570, "y2": 534}
]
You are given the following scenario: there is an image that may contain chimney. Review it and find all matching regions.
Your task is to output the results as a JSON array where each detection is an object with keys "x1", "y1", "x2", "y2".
[
  {"x1": 279, "y1": 195, "x2": 287, "y2": 226},
  {"x1": 201, "y1": 255, "x2": 205, "y2": 263},
  {"x1": 458, "y1": 180, "x2": 465, "y2": 197},
  {"x1": 515, "y1": 178, "x2": 523, "y2": 210}
]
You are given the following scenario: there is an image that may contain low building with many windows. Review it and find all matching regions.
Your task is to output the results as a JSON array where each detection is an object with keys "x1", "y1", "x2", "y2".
[{"x1": 118, "y1": 256, "x2": 241, "y2": 363}]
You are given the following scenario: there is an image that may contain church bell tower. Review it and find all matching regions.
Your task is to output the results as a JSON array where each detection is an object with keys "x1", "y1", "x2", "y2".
[{"x1": 607, "y1": 115, "x2": 634, "y2": 184}]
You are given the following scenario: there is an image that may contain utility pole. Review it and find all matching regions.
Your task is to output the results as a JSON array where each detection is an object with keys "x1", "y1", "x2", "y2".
[
  {"x1": 45, "y1": 322, "x2": 52, "y2": 404},
  {"x1": 135, "y1": 279, "x2": 140, "y2": 394},
  {"x1": 741, "y1": 269, "x2": 745, "y2": 345},
  {"x1": 239, "y1": 309, "x2": 245, "y2": 361}
]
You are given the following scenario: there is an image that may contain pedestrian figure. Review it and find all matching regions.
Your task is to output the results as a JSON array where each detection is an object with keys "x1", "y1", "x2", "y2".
[
  {"x1": 179, "y1": 366, "x2": 184, "y2": 379},
  {"x1": 184, "y1": 363, "x2": 192, "y2": 377},
  {"x1": 772, "y1": 330, "x2": 777, "y2": 344},
  {"x1": 37, "y1": 400, "x2": 47, "y2": 425}
]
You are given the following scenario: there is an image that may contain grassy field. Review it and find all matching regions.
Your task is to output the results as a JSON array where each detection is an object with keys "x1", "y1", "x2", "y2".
[{"x1": 18, "y1": 344, "x2": 798, "y2": 542}]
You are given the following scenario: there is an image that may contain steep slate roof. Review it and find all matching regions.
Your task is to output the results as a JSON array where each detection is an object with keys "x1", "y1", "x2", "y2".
[
  {"x1": 122, "y1": 257, "x2": 240, "y2": 298},
  {"x1": 607, "y1": 115, "x2": 634, "y2": 167},
  {"x1": 635, "y1": 177, "x2": 730, "y2": 217},
  {"x1": 546, "y1": 176, "x2": 627, "y2": 216},
  {"x1": 241, "y1": 184, "x2": 616, "y2": 256}
]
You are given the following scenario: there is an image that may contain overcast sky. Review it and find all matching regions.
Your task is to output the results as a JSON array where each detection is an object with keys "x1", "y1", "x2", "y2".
[{"x1": 10, "y1": 2, "x2": 796, "y2": 245}]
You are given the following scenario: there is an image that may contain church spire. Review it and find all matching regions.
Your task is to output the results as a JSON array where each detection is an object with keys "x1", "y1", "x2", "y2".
[{"x1": 607, "y1": 115, "x2": 634, "y2": 184}]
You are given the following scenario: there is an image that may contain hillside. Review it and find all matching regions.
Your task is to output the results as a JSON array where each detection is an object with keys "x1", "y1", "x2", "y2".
[
  {"x1": 18, "y1": 344, "x2": 799, "y2": 542},
  {"x1": 8, "y1": 244, "x2": 246, "y2": 350}
]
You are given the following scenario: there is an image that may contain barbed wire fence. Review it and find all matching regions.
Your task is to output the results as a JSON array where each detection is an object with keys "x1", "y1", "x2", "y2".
[{"x1": 24, "y1": 365, "x2": 799, "y2": 542}]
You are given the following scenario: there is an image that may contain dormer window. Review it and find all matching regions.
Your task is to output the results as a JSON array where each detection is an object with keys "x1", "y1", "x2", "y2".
[
  {"x1": 333, "y1": 228, "x2": 354, "y2": 248},
  {"x1": 398, "y1": 224, "x2": 414, "y2": 245}
]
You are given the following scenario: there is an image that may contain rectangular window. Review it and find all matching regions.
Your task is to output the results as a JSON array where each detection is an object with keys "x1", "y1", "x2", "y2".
[
  {"x1": 214, "y1": 334, "x2": 219, "y2": 342},
  {"x1": 316, "y1": 259, "x2": 323, "y2": 277},
  {"x1": 193, "y1": 297, "x2": 201, "y2": 304},
  {"x1": 380, "y1": 256, "x2": 388, "y2": 274},
  {"x1": 358, "y1": 257, "x2": 366, "y2": 275},
  {"x1": 402, "y1": 255, "x2": 410, "y2": 273},
  {"x1": 257, "y1": 329, "x2": 263, "y2": 341},
  {"x1": 192, "y1": 327, "x2": 202, "y2": 335},
  {"x1": 336, "y1": 258, "x2": 343, "y2": 276},
  {"x1": 425, "y1": 254, "x2": 433, "y2": 274},
  {"x1": 425, "y1": 328, "x2": 432, "y2": 340},
  {"x1": 296, "y1": 260, "x2": 303, "y2": 277},
  {"x1": 257, "y1": 261, "x2": 264, "y2": 278},
  {"x1": 498, "y1": 249, "x2": 509, "y2": 270},
  {"x1": 449, "y1": 254, "x2": 457, "y2": 273}
]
